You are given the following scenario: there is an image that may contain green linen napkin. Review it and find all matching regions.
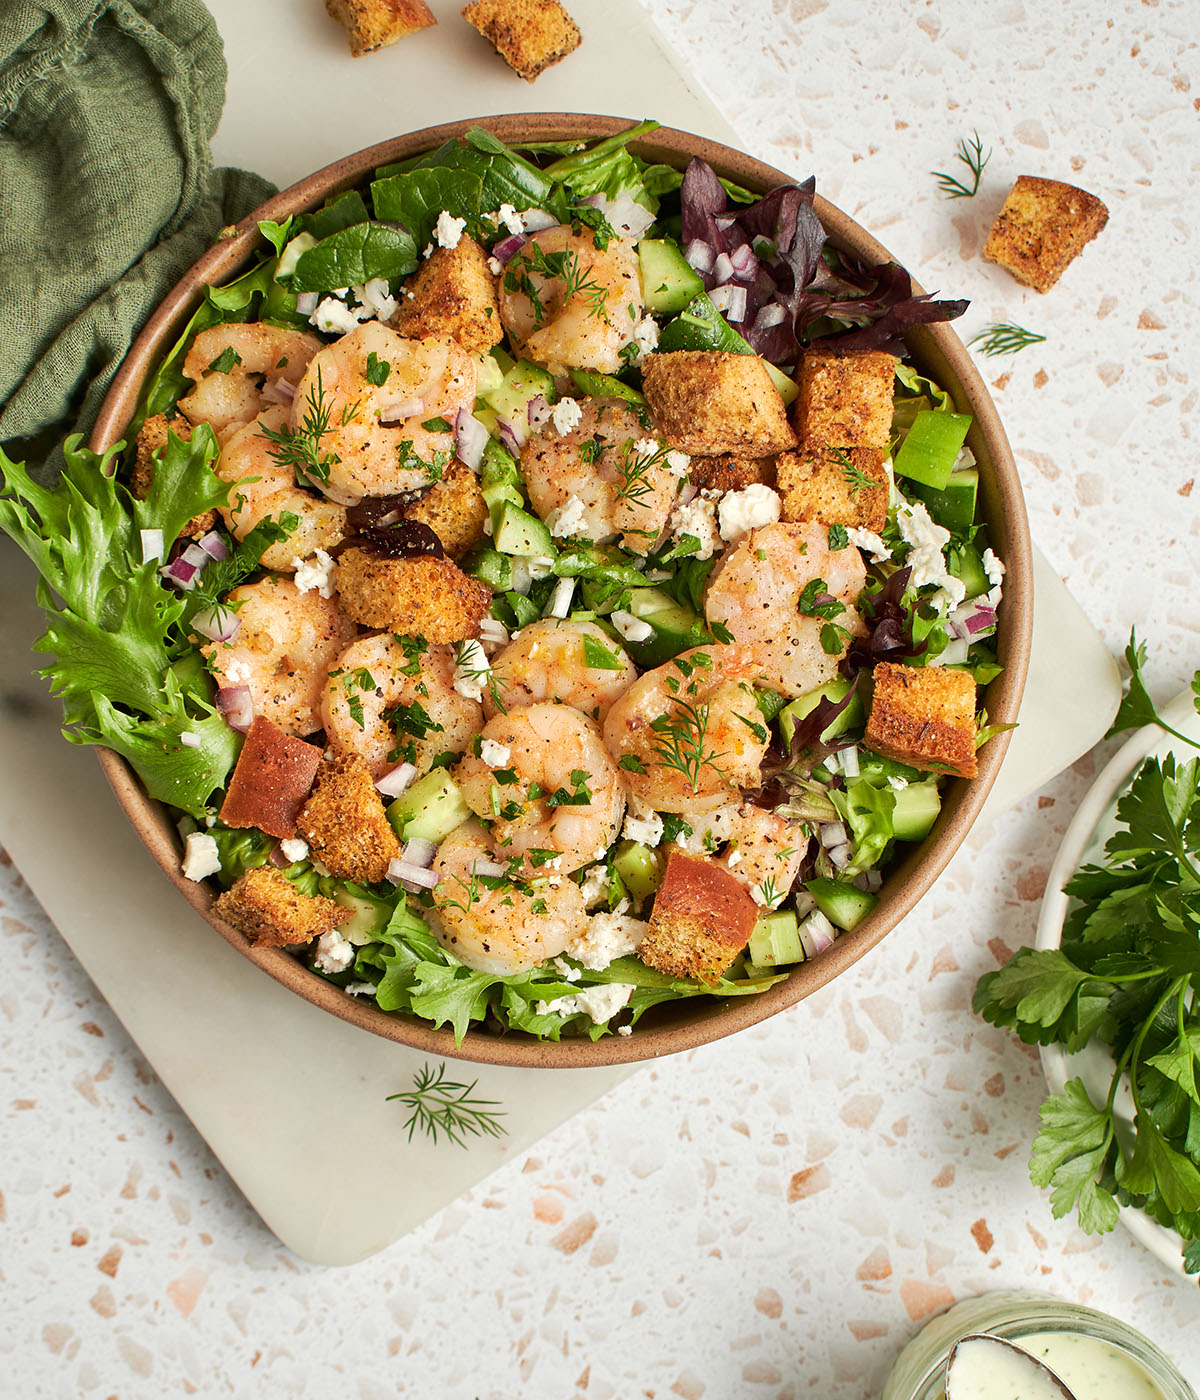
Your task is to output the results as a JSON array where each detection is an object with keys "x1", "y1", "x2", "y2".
[{"x1": 0, "y1": 0, "x2": 274, "y2": 472}]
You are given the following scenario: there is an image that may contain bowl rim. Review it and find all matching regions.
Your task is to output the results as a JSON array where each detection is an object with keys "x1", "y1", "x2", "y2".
[{"x1": 90, "y1": 113, "x2": 1033, "y2": 1069}]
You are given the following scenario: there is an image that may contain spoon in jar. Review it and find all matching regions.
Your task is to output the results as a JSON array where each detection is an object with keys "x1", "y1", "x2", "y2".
[{"x1": 946, "y1": 1334, "x2": 1080, "y2": 1400}]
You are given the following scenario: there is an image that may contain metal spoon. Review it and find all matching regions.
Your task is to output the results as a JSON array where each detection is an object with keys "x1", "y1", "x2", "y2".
[{"x1": 946, "y1": 1333, "x2": 1080, "y2": 1400}]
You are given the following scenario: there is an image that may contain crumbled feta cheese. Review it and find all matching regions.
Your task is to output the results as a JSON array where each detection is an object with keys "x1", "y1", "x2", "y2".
[
  {"x1": 182, "y1": 832, "x2": 221, "y2": 882},
  {"x1": 545, "y1": 576, "x2": 576, "y2": 619},
  {"x1": 422, "y1": 243, "x2": 435, "y2": 259},
  {"x1": 355, "y1": 277, "x2": 398, "y2": 322},
  {"x1": 551, "y1": 396, "x2": 583, "y2": 435},
  {"x1": 344, "y1": 982, "x2": 377, "y2": 998},
  {"x1": 631, "y1": 436, "x2": 660, "y2": 457},
  {"x1": 669, "y1": 494, "x2": 720, "y2": 560},
  {"x1": 954, "y1": 444, "x2": 976, "y2": 471},
  {"x1": 487, "y1": 256, "x2": 504, "y2": 276},
  {"x1": 982, "y1": 548, "x2": 1006, "y2": 589},
  {"x1": 479, "y1": 617, "x2": 510, "y2": 648},
  {"x1": 435, "y1": 210, "x2": 466, "y2": 249},
  {"x1": 552, "y1": 957, "x2": 583, "y2": 983},
  {"x1": 453, "y1": 638, "x2": 491, "y2": 701},
  {"x1": 577, "y1": 863, "x2": 610, "y2": 910},
  {"x1": 631, "y1": 314, "x2": 659, "y2": 364},
  {"x1": 610, "y1": 609, "x2": 653, "y2": 643},
  {"x1": 846, "y1": 527, "x2": 892, "y2": 563},
  {"x1": 291, "y1": 547, "x2": 336, "y2": 598},
  {"x1": 225, "y1": 659, "x2": 252, "y2": 686},
  {"x1": 896, "y1": 502, "x2": 966, "y2": 610},
  {"x1": 547, "y1": 493, "x2": 588, "y2": 538},
  {"x1": 887, "y1": 775, "x2": 909, "y2": 792},
  {"x1": 279, "y1": 837, "x2": 310, "y2": 863},
  {"x1": 726, "y1": 847, "x2": 743, "y2": 867},
  {"x1": 313, "y1": 929, "x2": 355, "y2": 974},
  {"x1": 666, "y1": 450, "x2": 690, "y2": 478},
  {"x1": 623, "y1": 808, "x2": 664, "y2": 848},
  {"x1": 674, "y1": 804, "x2": 738, "y2": 853},
  {"x1": 494, "y1": 204, "x2": 524, "y2": 235},
  {"x1": 567, "y1": 912, "x2": 649, "y2": 971},
  {"x1": 536, "y1": 983, "x2": 636, "y2": 1024},
  {"x1": 717, "y1": 484, "x2": 782, "y2": 542},
  {"x1": 310, "y1": 296, "x2": 364, "y2": 335},
  {"x1": 617, "y1": 1025, "x2": 632, "y2": 1036},
  {"x1": 479, "y1": 738, "x2": 511, "y2": 768}
]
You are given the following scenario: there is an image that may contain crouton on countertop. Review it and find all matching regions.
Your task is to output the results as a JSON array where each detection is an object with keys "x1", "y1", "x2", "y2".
[
  {"x1": 793, "y1": 347, "x2": 897, "y2": 450},
  {"x1": 983, "y1": 175, "x2": 1109, "y2": 293},
  {"x1": 641, "y1": 352, "x2": 798, "y2": 459},
  {"x1": 687, "y1": 453, "x2": 776, "y2": 494},
  {"x1": 398, "y1": 461, "x2": 489, "y2": 559},
  {"x1": 864, "y1": 661, "x2": 978, "y2": 779},
  {"x1": 218, "y1": 716, "x2": 323, "y2": 840},
  {"x1": 639, "y1": 851, "x2": 759, "y2": 984},
  {"x1": 461, "y1": 0, "x2": 581, "y2": 81},
  {"x1": 335, "y1": 547, "x2": 492, "y2": 642},
  {"x1": 325, "y1": 0, "x2": 435, "y2": 55},
  {"x1": 214, "y1": 866, "x2": 350, "y2": 947},
  {"x1": 298, "y1": 755, "x2": 401, "y2": 884},
  {"x1": 775, "y1": 444, "x2": 888, "y2": 533},
  {"x1": 391, "y1": 238, "x2": 504, "y2": 355},
  {"x1": 131, "y1": 414, "x2": 216, "y2": 539}
]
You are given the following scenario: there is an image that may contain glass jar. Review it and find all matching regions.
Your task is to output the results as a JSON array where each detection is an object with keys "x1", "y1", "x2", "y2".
[{"x1": 881, "y1": 1291, "x2": 1196, "y2": 1400}]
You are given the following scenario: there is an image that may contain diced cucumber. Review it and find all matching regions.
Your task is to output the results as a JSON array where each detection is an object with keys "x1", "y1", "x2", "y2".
[
  {"x1": 276, "y1": 232, "x2": 319, "y2": 280},
  {"x1": 386, "y1": 769, "x2": 470, "y2": 844},
  {"x1": 763, "y1": 361, "x2": 799, "y2": 407},
  {"x1": 747, "y1": 909, "x2": 804, "y2": 968},
  {"x1": 910, "y1": 467, "x2": 979, "y2": 536},
  {"x1": 893, "y1": 410, "x2": 973, "y2": 492},
  {"x1": 779, "y1": 678, "x2": 864, "y2": 747},
  {"x1": 482, "y1": 358, "x2": 556, "y2": 429},
  {"x1": 856, "y1": 750, "x2": 927, "y2": 785},
  {"x1": 946, "y1": 537, "x2": 990, "y2": 600},
  {"x1": 568, "y1": 367, "x2": 647, "y2": 407},
  {"x1": 891, "y1": 781, "x2": 942, "y2": 842},
  {"x1": 259, "y1": 277, "x2": 307, "y2": 328},
  {"x1": 493, "y1": 501, "x2": 554, "y2": 557},
  {"x1": 481, "y1": 437, "x2": 522, "y2": 489},
  {"x1": 806, "y1": 877, "x2": 878, "y2": 932},
  {"x1": 475, "y1": 351, "x2": 508, "y2": 398},
  {"x1": 465, "y1": 547, "x2": 513, "y2": 591},
  {"x1": 332, "y1": 890, "x2": 392, "y2": 946},
  {"x1": 623, "y1": 586, "x2": 709, "y2": 668},
  {"x1": 638, "y1": 239, "x2": 705, "y2": 314},
  {"x1": 612, "y1": 840, "x2": 664, "y2": 904}
]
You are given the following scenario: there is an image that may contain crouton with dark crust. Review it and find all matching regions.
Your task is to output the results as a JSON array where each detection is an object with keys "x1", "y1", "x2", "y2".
[
  {"x1": 864, "y1": 661, "x2": 978, "y2": 779},
  {"x1": 793, "y1": 348, "x2": 897, "y2": 449},
  {"x1": 641, "y1": 352, "x2": 797, "y2": 459},
  {"x1": 325, "y1": 0, "x2": 435, "y2": 55},
  {"x1": 461, "y1": 0, "x2": 581, "y2": 81},
  {"x1": 391, "y1": 238, "x2": 504, "y2": 355},
  {"x1": 984, "y1": 175, "x2": 1108, "y2": 293},
  {"x1": 639, "y1": 851, "x2": 759, "y2": 984},
  {"x1": 131, "y1": 414, "x2": 216, "y2": 539},
  {"x1": 214, "y1": 866, "x2": 350, "y2": 947},
  {"x1": 298, "y1": 755, "x2": 402, "y2": 884},
  {"x1": 688, "y1": 453, "x2": 776, "y2": 494},
  {"x1": 336, "y1": 547, "x2": 492, "y2": 642},
  {"x1": 219, "y1": 716, "x2": 324, "y2": 839},
  {"x1": 775, "y1": 444, "x2": 888, "y2": 532},
  {"x1": 398, "y1": 461, "x2": 489, "y2": 559}
]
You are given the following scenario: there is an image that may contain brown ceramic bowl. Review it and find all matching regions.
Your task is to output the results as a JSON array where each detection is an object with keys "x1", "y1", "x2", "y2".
[{"x1": 91, "y1": 115, "x2": 1032, "y2": 1069}]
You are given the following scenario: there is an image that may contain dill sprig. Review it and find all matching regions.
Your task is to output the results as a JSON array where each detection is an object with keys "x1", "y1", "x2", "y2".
[
  {"x1": 454, "y1": 639, "x2": 508, "y2": 714},
  {"x1": 614, "y1": 436, "x2": 671, "y2": 509},
  {"x1": 969, "y1": 322, "x2": 1047, "y2": 356},
  {"x1": 503, "y1": 243, "x2": 609, "y2": 327},
  {"x1": 386, "y1": 1062, "x2": 507, "y2": 1149},
  {"x1": 931, "y1": 130, "x2": 991, "y2": 199},
  {"x1": 831, "y1": 447, "x2": 877, "y2": 495},
  {"x1": 648, "y1": 665, "x2": 727, "y2": 793},
  {"x1": 257, "y1": 368, "x2": 357, "y2": 488}
]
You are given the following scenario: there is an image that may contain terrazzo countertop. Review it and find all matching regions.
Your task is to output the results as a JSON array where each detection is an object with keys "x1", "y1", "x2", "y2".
[{"x1": 3, "y1": 1, "x2": 1200, "y2": 1395}]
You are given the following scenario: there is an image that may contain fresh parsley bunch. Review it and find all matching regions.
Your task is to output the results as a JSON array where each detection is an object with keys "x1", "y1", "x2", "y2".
[{"x1": 974, "y1": 632, "x2": 1200, "y2": 1272}]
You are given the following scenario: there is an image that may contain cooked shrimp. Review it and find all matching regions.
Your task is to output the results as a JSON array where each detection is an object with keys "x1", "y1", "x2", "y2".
[
  {"x1": 429, "y1": 819, "x2": 588, "y2": 975},
  {"x1": 603, "y1": 644, "x2": 770, "y2": 815},
  {"x1": 291, "y1": 322, "x2": 476, "y2": 507},
  {"x1": 713, "y1": 802, "x2": 809, "y2": 906},
  {"x1": 704, "y1": 521, "x2": 867, "y2": 698},
  {"x1": 523, "y1": 398, "x2": 683, "y2": 552},
  {"x1": 497, "y1": 227, "x2": 643, "y2": 374},
  {"x1": 177, "y1": 323, "x2": 323, "y2": 437},
  {"x1": 321, "y1": 633, "x2": 481, "y2": 781},
  {"x1": 484, "y1": 619, "x2": 637, "y2": 723},
  {"x1": 453, "y1": 703, "x2": 626, "y2": 873},
  {"x1": 201, "y1": 574, "x2": 357, "y2": 737},
  {"x1": 216, "y1": 407, "x2": 346, "y2": 570}
]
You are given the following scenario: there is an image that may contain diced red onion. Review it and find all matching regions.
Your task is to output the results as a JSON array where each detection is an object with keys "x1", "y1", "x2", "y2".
[
  {"x1": 819, "y1": 821, "x2": 848, "y2": 849},
  {"x1": 793, "y1": 890, "x2": 817, "y2": 918},
  {"x1": 192, "y1": 605, "x2": 241, "y2": 644},
  {"x1": 479, "y1": 617, "x2": 510, "y2": 648},
  {"x1": 590, "y1": 192, "x2": 655, "y2": 238},
  {"x1": 799, "y1": 910, "x2": 837, "y2": 957},
  {"x1": 713, "y1": 252, "x2": 735, "y2": 283},
  {"x1": 378, "y1": 397, "x2": 425, "y2": 425},
  {"x1": 937, "y1": 638, "x2": 970, "y2": 667},
  {"x1": 527, "y1": 394, "x2": 553, "y2": 429},
  {"x1": 179, "y1": 731, "x2": 201, "y2": 749},
  {"x1": 685, "y1": 238, "x2": 714, "y2": 273},
  {"x1": 965, "y1": 607, "x2": 997, "y2": 635},
  {"x1": 676, "y1": 481, "x2": 698, "y2": 509},
  {"x1": 708, "y1": 284, "x2": 747, "y2": 321},
  {"x1": 181, "y1": 543, "x2": 211, "y2": 570},
  {"x1": 402, "y1": 837, "x2": 437, "y2": 869},
  {"x1": 753, "y1": 303, "x2": 788, "y2": 332},
  {"x1": 520, "y1": 209, "x2": 557, "y2": 232},
  {"x1": 197, "y1": 530, "x2": 229, "y2": 561},
  {"x1": 140, "y1": 528, "x2": 163, "y2": 562},
  {"x1": 376, "y1": 762, "x2": 417, "y2": 797},
  {"x1": 261, "y1": 378, "x2": 296, "y2": 405},
  {"x1": 269, "y1": 844, "x2": 290, "y2": 868},
  {"x1": 454, "y1": 408, "x2": 489, "y2": 472},
  {"x1": 856, "y1": 869, "x2": 884, "y2": 893},
  {"x1": 729, "y1": 243, "x2": 758, "y2": 278},
  {"x1": 714, "y1": 216, "x2": 736, "y2": 232},
  {"x1": 216, "y1": 684, "x2": 254, "y2": 734},
  {"x1": 827, "y1": 842, "x2": 853, "y2": 869},
  {"x1": 159, "y1": 557, "x2": 199, "y2": 590},
  {"x1": 492, "y1": 232, "x2": 526, "y2": 263},
  {"x1": 838, "y1": 746, "x2": 860, "y2": 779},
  {"x1": 469, "y1": 858, "x2": 508, "y2": 878},
  {"x1": 497, "y1": 417, "x2": 525, "y2": 455},
  {"x1": 386, "y1": 858, "x2": 440, "y2": 890},
  {"x1": 296, "y1": 292, "x2": 318, "y2": 316}
]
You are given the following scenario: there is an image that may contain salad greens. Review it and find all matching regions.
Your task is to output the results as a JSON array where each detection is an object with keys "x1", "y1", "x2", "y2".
[{"x1": 975, "y1": 633, "x2": 1200, "y2": 1272}]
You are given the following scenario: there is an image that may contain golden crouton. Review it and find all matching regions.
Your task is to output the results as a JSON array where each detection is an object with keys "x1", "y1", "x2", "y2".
[
  {"x1": 325, "y1": 0, "x2": 435, "y2": 55},
  {"x1": 641, "y1": 352, "x2": 798, "y2": 459},
  {"x1": 131, "y1": 414, "x2": 216, "y2": 539},
  {"x1": 398, "y1": 461, "x2": 489, "y2": 559},
  {"x1": 864, "y1": 661, "x2": 978, "y2": 779},
  {"x1": 214, "y1": 866, "x2": 350, "y2": 948},
  {"x1": 298, "y1": 755, "x2": 401, "y2": 884},
  {"x1": 793, "y1": 348, "x2": 898, "y2": 449},
  {"x1": 461, "y1": 0, "x2": 581, "y2": 81},
  {"x1": 775, "y1": 444, "x2": 888, "y2": 532},
  {"x1": 391, "y1": 238, "x2": 503, "y2": 355},
  {"x1": 688, "y1": 453, "x2": 776, "y2": 493},
  {"x1": 983, "y1": 175, "x2": 1109, "y2": 293},
  {"x1": 336, "y1": 547, "x2": 492, "y2": 642},
  {"x1": 639, "y1": 851, "x2": 759, "y2": 984},
  {"x1": 219, "y1": 716, "x2": 324, "y2": 840}
]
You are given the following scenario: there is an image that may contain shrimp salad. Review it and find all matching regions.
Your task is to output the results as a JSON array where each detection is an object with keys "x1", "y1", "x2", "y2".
[{"x1": 0, "y1": 122, "x2": 1009, "y2": 1044}]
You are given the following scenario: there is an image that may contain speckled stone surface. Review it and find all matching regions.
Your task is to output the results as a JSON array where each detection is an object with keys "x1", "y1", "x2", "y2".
[{"x1": 3, "y1": 1, "x2": 1200, "y2": 1396}]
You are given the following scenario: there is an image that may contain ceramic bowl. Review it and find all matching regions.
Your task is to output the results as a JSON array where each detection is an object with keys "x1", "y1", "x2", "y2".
[{"x1": 90, "y1": 115, "x2": 1033, "y2": 1068}]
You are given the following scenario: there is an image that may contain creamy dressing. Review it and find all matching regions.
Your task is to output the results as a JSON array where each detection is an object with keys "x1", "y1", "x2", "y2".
[
  {"x1": 946, "y1": 1337, "x2": 1071, "y2": 1400},
  {"x1": 943, "y1": 1331, "x2": 1168, "y2": 1400}
]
